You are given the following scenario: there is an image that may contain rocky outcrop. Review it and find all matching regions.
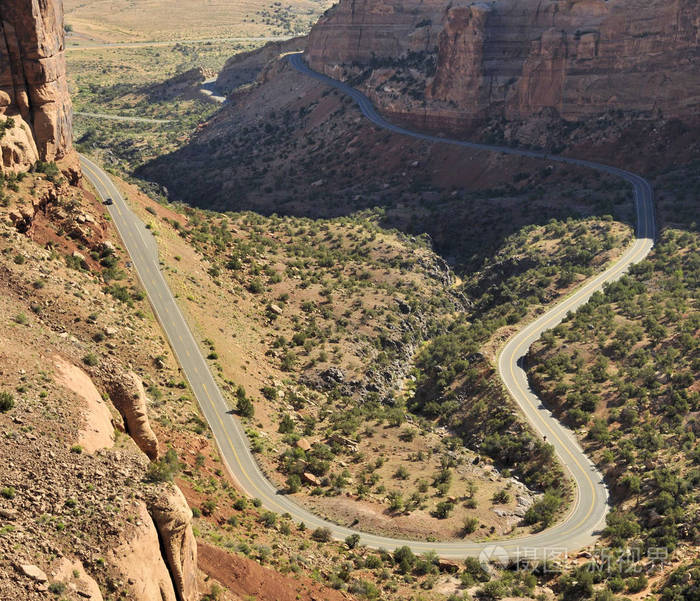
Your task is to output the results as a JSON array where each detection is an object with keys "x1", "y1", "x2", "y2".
[
  {"x1": 0, "y1": 0, "x2": 73, "y2": 172},
  {"x1": 426, "y1": 3, "x2": 491, "y2": 118},
  {"x1": 108, "y1": 501, "x2": 178, "y2": 601},
  {"x1": 91, "y1": 364, "x2": 198, "y2": 601},
  {"x1": 146, "y1": 67, "x2": 216, "y2": 103},
  {"x1": 147, "y1": 486, "x2": 198, "y2": 601},
  {"x1": 216, "y1": 36, "x2": 306, "y2": 94},
  {"x1": 102, "y1": 369, "x2": 160, "y2": 460},
  {"x1": 51, "y1": 558, "x2": 104, "y2": 601},
  {"x1": 53, "y1": 356, "x2": 115, "y2": 454},
  {"x1": 306, "y1": 0, "x2": 700, "y2": 128},
  {"x1": 305, "y1": 0, "x2": 444, "y2": 68},
  {"x1": 0, "y1": 114, "x2": 39, "y2": 172}
]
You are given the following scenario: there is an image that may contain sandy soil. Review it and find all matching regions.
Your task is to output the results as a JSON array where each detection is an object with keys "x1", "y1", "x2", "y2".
[{"x1": 63, "y1": 0, "x2": 332, "y2": 43}]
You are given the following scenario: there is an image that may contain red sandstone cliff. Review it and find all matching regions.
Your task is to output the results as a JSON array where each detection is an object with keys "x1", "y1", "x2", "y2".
[
  {"x1": 306, "y1": 0, "x2": 700, "y2": 129},
  {"x1": 0, "y1": 0, "x2": 73, "y2": 172}
]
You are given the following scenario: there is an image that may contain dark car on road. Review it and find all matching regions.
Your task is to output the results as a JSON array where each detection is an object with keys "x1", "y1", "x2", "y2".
[{"x1": 104, "y1": 198, "x2": 113, "y2": 205}]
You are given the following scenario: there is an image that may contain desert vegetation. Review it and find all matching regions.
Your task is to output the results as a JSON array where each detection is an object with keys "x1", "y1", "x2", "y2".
[
  {"x1": 528, "y1": 229, "x2": 699, "y2": 563},
  {"x1": 125, "y1": 179, "x2": 635, "y2": 542},
  {"x1": 68, "y1": 42, "x2": 259, "y2": 176},
  {"x1": 410, "y1": 218, "x2": 631, "y2": 495},
  {"x1": 527, "y1": 229, "x2": 700, "y2": 599}
]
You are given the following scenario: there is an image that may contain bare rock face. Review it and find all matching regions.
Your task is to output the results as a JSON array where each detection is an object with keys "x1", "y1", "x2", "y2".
[
  {"x1": 53, "y1": 356, "x2": 115, "y2": 454},
  {"x1": 306, "y1": 0, "x2": 445, "y2": 68},
  {"x1": 0, "y1": 0, "x2": 73, "y2": 171},
  {"x1": 306, "y1": 0, "x2": 700, "y2": 128},
  {"x1": 426, "y1": 3, "x2": 491, "y2": 116},
  {"x1": 0, "y1": 115, "x2": 39, "y2": 172},
  {"x1": 108, "y1": 501, "x2": 178, "y2": 601},
  {"x1": 102, "y1": 370, "x2": 160, "y2": 460},
  {"x1": 147, "y1": 486, "x2": 199, "y2": 601}
]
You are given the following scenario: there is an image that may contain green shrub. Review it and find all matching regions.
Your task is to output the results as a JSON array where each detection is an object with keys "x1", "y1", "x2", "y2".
[
  {"x1": 0, "y1": 391, "x2": 14, "y2": 412},
  {"x1": 48, "y1": 582, "x2": 66, "y2": 595},
  {"x1": 0, "y1": 117, "x2": 15, "y2": 138},
  {"x1": 248, "y1": 278, "x2": 264, "y2": 294},
  {"x1": 626, "y1": 574, "x2": 648, "y2": 594},
  {"x1": 492, "y1": 489, "x2": 511, "y2": 504},
  {"x1": 105, "y1": 283, "x2": 133, "y2": 304},
  {"x1": 311, "y1": 527, "x2": 332, "y2": 542},
  {"x1": 432, "y1": 500, "x2": 454, "y2": 519},
  {"x1": 237, "y1": 394, "x2": 254, "y2": 418},
  {"x1": 394, "y1": 465, "x2": 409, "y2": 480},
  {"x1": 145, "y1": 448, "x2": 180, "y2": 482},
  {"x1": 348, "y1": 579, "x2": 380, "y2": 600},
  {"x1": 393, "y1": 546, "x2": 416, "y2": 574},
  {"x1": 201, "y1": 498, "x2": 217, "y2": 516},
  {"x1": 259, "y1": 511, "x2": 277, "y2": 527},
  {"x1": 278, "y1": 414, "x2": 295, "y2": 433},
  {"x1": 34, "y1": 161, "x2": 61, "y2": 183},
  {"x1": 478, "y1": 580, "x2": 508, "y2": 600},
  {"x1": 261, "y1": 386, "x2": 277, "y2": 401},
  {"x1": 463, "y1": 516, "x2": 479, "y2": 534},
  {"x1": 280, "y1": 351, "x2": 297, "y2": 371},
  {"x1": 524, "y1": 490, "x2": 562, "y2": 528},
  {"x1": 82, "y1": 353, "x2": 99, "y2": 367},
  {"x1": 286, "y1": 474, "x2": 301, "y2": 493}
]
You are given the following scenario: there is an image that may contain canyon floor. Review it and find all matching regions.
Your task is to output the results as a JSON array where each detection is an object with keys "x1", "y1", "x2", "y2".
[
  {"x1": 63, "y1": 0, "x2": 330, "y2": 44},
  {"x1": 4, "y1": 0, "x2": 699, "y2": 598}
]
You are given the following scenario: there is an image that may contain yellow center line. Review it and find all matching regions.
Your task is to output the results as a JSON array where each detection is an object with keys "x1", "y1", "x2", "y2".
[
  {"x1": 503, "y1": 183, "x2": 652, "y2": 537},
  {"x1": 80, "y1": 151, "x2": 654, "y2": 554},
  {"x1": 201, "y1": 381, "x2": 288, "y2": 514}
]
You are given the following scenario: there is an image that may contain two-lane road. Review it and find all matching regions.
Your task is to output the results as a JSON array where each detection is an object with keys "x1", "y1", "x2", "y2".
[{"x1": 79, "y1": 53, "x2": 654, "y2": 560}]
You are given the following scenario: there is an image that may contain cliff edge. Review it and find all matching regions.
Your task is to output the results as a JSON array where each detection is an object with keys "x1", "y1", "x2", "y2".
[{"x1": 0, "y1": 0, "x2": 73, "y2": 172}]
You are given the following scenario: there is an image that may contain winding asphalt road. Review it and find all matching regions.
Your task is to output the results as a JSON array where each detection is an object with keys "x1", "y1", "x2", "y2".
[{"x1": 78, "y1": 53, "x2": 655, "y2": 560}]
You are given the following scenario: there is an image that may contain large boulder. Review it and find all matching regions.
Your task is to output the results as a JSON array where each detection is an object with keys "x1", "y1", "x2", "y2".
[
  {"x1": 147, "y1": 486, "x2": 198, "y2": 601},
  {"x1": 107, "y1": 501, "x2": 178, "y2": 601},
  {"x1": 103, "y1": 370, "x2": 160, "y2": 460}
]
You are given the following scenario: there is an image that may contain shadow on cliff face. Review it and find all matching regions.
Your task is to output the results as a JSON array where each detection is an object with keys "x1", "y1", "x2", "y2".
[{"x1": 135, "y1": 62, "x2": 697, "y2": 273}]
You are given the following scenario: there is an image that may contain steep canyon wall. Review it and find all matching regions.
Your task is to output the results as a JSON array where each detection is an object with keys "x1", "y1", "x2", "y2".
[
  {"x1": 306, "y1": 0, "x2": 700, "y2": 128},
  {"x1": 0, "y1": 0, "x2": 73, "y2": 172}
]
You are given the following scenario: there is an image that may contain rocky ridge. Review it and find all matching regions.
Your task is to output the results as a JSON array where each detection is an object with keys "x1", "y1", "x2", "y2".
[
  {"x1": 0, "y1": 0, "x2": 74, "y2": 172},
  {"x1": 216, "y1": 36, "x2": 306, "y2": 94}
]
